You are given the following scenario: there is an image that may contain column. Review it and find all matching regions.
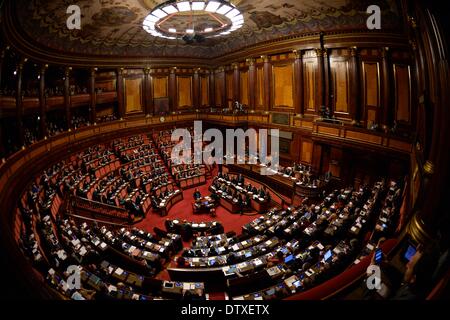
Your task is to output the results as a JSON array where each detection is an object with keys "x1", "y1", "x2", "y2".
[
  {"x1": 219, "y1": 67, "x2": 226, "y2": 108},
  {"x1": 0, "y1": 48, "x2": 5, "y2": 91},
  {"x1": 143, "y1": 67, "x2": 152, "y2": 116},
  {"x1": 293, "y1": 50, "x2": 304, "y2": 115},
  {"x1": 349, "y1": 47, "x2": 361, "y2": 121},
  {"x1": 323, "y1": 49, "x2": 331, "y2": 108},
  {"x1": 16, "y1": 60, "x2": 25, "y2": 147},
  {"x1": 248, "y1": 58, "x2": 256, "y2": 110},
  {"x1": 117, "y1": 68, "x2": 125, "y2": 119},
  {"x1": 89, "y1": 68, "x2": 97, "y2": 124},
  {"x1": 39, "y1": 65, "x2": 48, "y2": 138},
  {"x1": 169, "y1": 67, "x2": 177, "y2": 112},
  {"x1": 193, "y1": 69, "x2": 200, "y2": 108},
  {"x1": 262, "y1": 55, "x2": 271, "y2": 110},
  {"x1": 209, "y1": 69, "x2": 215, "y2": 108},
  {"x1": 64, "y1": 67, "x2": 71, "y2": 130},
  {"x1": 315, "y1": 48, "x2": 325, "y2": 109},
  {"x1": 233, "y1": 63, "x2": 240, "y2": 103},
  {"x1": 381, "y1": 47, "x2": 392, "y2": 127}
]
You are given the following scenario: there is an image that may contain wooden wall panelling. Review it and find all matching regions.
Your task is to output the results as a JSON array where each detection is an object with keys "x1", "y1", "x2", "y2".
[
  {"x1": 272, "y1": 63, "x2": 294, "y2": 109},
  {"x1": 330, "y1": 55, "x2": 351, "y2": 118},
  {"x1": 177, "y1": 75, "x2": 193, "y2": 109},
  {"x1": 240, "y1": 69, "x2": 249, "y2": 106},
  {"x1": 362, "y1": 61, "x2": 380, "y2": 128},
  {"x1": 153, "y1": 76, "x2": 168, "y2": 99},
  {"x1": 124, "y1": 76, "x2": 143, "y2": 114},
  {"x1": 300, "y1": 139, "x2": 313, "y2": 164},
  {"x1": 329, "y1": 146, "x2": 343, "y2": 178},
  {"x1": 393, "y1": 64, "x2": 412, "y2": 124},
  {"x1": 311, "y1": 143, "x2": 322, "y2": 172},
  {"x1": 200, "y1": 74, "x2": 209, "y2": 107}
]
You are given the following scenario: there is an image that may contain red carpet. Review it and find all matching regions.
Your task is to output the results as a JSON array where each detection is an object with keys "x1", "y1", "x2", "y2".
[{"x1": 135, "y1": 177, "x2": 259, "y2": 237}]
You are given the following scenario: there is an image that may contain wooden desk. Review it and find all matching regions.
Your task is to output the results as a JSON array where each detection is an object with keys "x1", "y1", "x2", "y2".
[
  {"x1": 219, "y1": 196, "x2": 241, "y2": 213},
  {"x1": 192, "y1": 196, "x2": 217, "y2": 214},
  {"x1": 179, "y1": 175, "x2": 206, "y2": 189},
  {"x1": 159, "y1": 190, "x2": 183, "y2": 216}
]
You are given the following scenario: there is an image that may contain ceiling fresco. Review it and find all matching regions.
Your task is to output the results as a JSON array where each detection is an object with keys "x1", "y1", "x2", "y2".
[{"x1": 12, "y1": 0, "x2": 403, "y2": 59}]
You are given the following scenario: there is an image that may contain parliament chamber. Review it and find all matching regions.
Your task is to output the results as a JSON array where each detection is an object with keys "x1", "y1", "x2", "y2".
[{"x1": 0, "y1": 0, "x2": 449, "y2": 304}]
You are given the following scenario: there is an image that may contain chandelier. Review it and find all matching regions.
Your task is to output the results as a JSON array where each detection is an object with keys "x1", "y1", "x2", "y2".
[{"x1": 142, "y1": 0, "x2": 244, "y2": 40}]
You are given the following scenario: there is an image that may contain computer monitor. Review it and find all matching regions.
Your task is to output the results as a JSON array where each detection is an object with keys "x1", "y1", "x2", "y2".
[
  {"x1": 324, "y1": 250, "x2": 332, "y2": 262},
  {"x1": 293, "y1": 280, "x2": 302, "y2": 288},
  {"x1": 375, "y1": 248, "x2": 383, "y2": 265},
  {"x1": 404, "y1": 244, "x2": 417, "y2": 262},
  {"x1": 266, "y1": 288, "x2": 275, "y2": 296},
  {"x1": 284, "y1": 254, "x2": 294, "y2": 264},
  {"x1": 164, "y1": 282, "x2": 174, "y2": 288},
  {"x1": 245, "y1": 251, "x2": 252, "y2": 258}
]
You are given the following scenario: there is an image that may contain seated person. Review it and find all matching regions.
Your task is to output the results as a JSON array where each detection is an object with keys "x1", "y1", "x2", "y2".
[
  {"x1": 176, "y1": 256, "x2": 189, "y2": 268},
  {"x1": 258, "y1": 187, "x2": 266, "y2": 198},
  {"x1": 193, "y1": 188, "x2": 202, "y2": 201},
  {"x1": 245, "y1": 194, "x2": 251, "y2": 207}
]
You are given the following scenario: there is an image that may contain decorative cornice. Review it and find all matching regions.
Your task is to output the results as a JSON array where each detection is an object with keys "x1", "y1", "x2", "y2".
[
  {"x1": 315, "y1": 48, "x2": 325, "y2": 57},
  {"x1": 293, "y1": 50, "x2": 303, "y2": 59},
  {"x1": 246, "y1": 58, "x2": 255, "y2": 66},
  {"x1": 261, "y1": 55, "x2": 270, "y2": 63}
]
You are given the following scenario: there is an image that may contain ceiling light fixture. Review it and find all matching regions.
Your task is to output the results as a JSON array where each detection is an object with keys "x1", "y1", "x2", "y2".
[{"x1": 143, "y1": 0, "x2": 244, "y2": 40}]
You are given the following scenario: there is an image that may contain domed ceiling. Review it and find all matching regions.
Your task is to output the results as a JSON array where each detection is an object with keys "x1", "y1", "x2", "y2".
[{"x1": 11, "y1": 0, "x2": 402, "y2": 59}]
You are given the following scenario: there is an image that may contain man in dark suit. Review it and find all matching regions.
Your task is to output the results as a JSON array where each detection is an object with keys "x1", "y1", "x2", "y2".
[{"x1": 193, "y1": 188, "x2": 202, "y2": 201}]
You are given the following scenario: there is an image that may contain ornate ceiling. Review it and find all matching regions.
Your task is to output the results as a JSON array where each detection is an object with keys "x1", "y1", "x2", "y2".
[{"x1": 10, "y1": 0, "x2": 403, "y2": 59}]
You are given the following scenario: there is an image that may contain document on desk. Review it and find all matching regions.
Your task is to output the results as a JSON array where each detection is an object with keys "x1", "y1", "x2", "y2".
[
  {"x1": 254, "y1": 259, "x2": 263, "y2": 266},
  {"x1": 267, "y1": 266, "x2": 280, "y2": 276},
  {"x1": 115, "y1": 268, "x2": 124, "y2": 276}
]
